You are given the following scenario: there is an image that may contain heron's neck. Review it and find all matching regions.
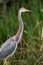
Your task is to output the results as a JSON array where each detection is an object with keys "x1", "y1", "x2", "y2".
[
  {"x1": 15, "y1": 11, "x2": 24, "y2": 41},
  {"x1": 18, "y1": 11, "x2": 23, "y2": 30}
]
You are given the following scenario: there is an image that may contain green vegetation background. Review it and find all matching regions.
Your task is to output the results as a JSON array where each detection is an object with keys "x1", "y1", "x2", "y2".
[{"x1": 0, "y1": 0, "x2": 43, "y2": 65}]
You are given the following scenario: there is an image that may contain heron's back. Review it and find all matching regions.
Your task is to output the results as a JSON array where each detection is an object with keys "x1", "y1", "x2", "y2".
[{"x1": 0, "y1": 38, "x2": 17, "y2": 60}]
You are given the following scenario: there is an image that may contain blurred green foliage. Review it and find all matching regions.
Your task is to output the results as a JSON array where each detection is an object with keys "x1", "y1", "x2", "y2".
[{"x1": 0, "y1": 0, "x2": 43, "y2": 65}]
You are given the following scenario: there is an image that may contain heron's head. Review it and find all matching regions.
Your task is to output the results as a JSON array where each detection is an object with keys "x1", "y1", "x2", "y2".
[{"x1": 19, "y1": 7, "x2": 31, "y2": 13}]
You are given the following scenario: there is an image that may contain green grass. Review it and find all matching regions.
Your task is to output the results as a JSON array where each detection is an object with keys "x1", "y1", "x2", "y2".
[{"x1": 0, "y1": 0, "x2": 43, "y2": 65}]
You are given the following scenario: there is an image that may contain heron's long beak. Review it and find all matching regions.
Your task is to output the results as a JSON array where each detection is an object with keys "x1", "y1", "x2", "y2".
[{"x1": 25, "y1": 9, "x2": 32, "y2": 12}]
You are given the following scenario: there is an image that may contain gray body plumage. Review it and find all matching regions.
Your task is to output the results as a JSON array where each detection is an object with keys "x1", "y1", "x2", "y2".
[{"x1": 0, "y1": 38, "x2": 17, "y2": 60}]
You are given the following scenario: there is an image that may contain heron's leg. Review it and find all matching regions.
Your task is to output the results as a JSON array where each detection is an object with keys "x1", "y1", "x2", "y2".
[
  {"x1": 3, "y1": 59, "x2": 11, "y2": 65},
  {"x1": 3, "y1": 59, "x2": 7, "y2": 65}
]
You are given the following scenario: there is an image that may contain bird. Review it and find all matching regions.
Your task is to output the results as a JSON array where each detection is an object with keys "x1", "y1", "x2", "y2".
[{"x1": 0, "y1": 7, "x2": 31, "y2": 65}]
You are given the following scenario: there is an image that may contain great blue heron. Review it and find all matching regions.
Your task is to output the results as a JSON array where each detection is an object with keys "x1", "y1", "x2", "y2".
[{"x1": 0, "y1": 7, "x2": 31, "y2": 65}]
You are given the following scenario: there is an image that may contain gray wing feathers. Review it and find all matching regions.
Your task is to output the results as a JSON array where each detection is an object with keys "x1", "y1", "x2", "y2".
[
  {"x1": 0, "y1": 38, "x2": 17, "y2": 60},
  {"x1": 0, "y1": 39, "x2": 11, "y2": 51}
]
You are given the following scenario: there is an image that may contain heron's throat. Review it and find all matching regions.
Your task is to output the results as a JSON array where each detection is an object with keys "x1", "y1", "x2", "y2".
[{"x1": 15, "y1": 11, "x2": 24, "y2": 41}]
